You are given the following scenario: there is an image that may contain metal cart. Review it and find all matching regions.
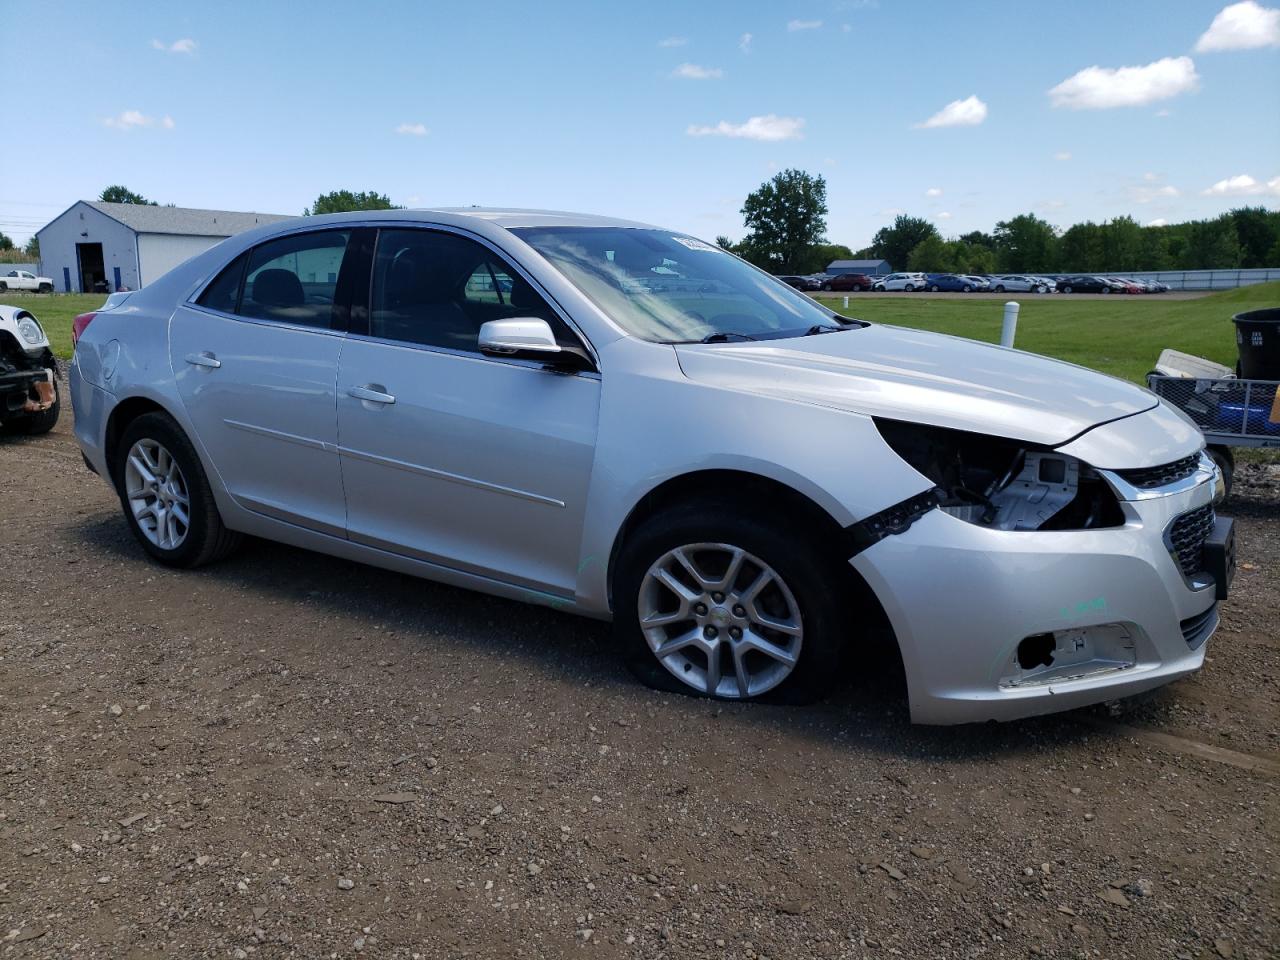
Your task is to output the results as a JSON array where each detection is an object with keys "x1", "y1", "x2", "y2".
[{"x1": 1146, "y1": 373, "x2": 1280, "y2": 495}]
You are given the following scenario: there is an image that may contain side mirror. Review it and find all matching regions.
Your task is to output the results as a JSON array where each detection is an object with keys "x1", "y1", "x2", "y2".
[{"x1": 478, "y1": 318, "x2": 593, "y2": 371}]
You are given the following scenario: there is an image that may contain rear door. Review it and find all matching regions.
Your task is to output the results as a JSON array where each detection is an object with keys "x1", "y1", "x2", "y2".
[
  {"x1": 169, "y1": 228, "x2": 366, "y2": 537},
  {"x1": 335, "y1": 226, "x2": 600, "y2": 596}
]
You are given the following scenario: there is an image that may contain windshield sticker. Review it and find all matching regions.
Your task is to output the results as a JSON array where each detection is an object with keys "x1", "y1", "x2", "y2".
[{"x1": 671, "y1": 236, "x2": 719, "y2": 253}]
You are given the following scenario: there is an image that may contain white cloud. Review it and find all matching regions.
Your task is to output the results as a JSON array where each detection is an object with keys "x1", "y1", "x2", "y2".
[
  {"x1": 658, "y1": 36, "x2": 688, "y2": 47},
  {"x1": 1147, "y1": 218, "x2": 1169, "y2": 227},
  {"x1": 925, "y1": 187, "x2": 943, "y2": 197},
  {"x1": 687, "y1": 114, "x2": 805, "y2": 141},
  {"x1": 1142, "y1": 171, "x2": 1160, "y2": 181},
  {"x1": 1048, "y1": 56, "x2": 1199, "y2": 109},
  {"x1": 877, "y1": 207, "x2": 905, "y2": 217},
  {"x1": 1054, "y1": 151, "x2": 1072, "y2": 161},
  {"x1": 915, "y1": 95, "x2": 988, "y2": 128},
  {"x1": 395, "y1": 122, "x2": 428, "y2": 136},
  {"x1": 739, "y1": 32, "x2": 753, "y2": 53},
  {"x1": 1202, "y1": 173, "x2": 1280, "y2": 196},
  {"x1": 787, "y1": 19, "x2": 822, "y2": 31},
  {"x1": 937, "y1": 211, "x2": 953, "y2": 220},
  {"x1": 1195, "y1": 1, "x2": 1280, "y2": 51},
  {"x1": 1131, "y1": 184, "x2": 1180, "y2": 203},
  {"x1": 151, "y1": 38, "x2": 196, "y2": 54},
  {"x1": 671, "y1": 63, "x2": 723, "y2": 80},
  {"x1": 103, "y1": 110, "x2": 173, "y2": 131}
]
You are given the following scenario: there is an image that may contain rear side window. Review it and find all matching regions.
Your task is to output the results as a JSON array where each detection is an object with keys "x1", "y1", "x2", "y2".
[
  {"x1": 196, "y1": 253, "x2": 248, "y2": 313},
  {"x1": 239, "y1": 230, "x2": 351, "y2": 328}
]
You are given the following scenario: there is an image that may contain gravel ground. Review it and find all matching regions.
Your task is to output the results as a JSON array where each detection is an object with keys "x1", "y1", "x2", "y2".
[{"x1": 1, "y1": 399, "x2": 1277, "y2": 960}]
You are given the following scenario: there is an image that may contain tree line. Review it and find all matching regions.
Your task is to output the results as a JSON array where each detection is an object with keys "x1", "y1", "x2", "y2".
[{"x1": 720, "y1": 169, "x2": 1280, "y2": 275}]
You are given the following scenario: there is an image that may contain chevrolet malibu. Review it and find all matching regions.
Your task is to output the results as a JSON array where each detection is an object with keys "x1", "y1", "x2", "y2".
[{"x1": 69, "y1": 209, "x2": 1234, "y2": 723}]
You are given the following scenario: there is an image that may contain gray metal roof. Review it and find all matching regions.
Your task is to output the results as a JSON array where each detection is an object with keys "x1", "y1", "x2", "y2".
[
  {"x1": 828, "y1": 259, "x2": 889, "y2": 269},
  {"x1": 85, "y1": 201, "x2": 292, "y2": 237}
]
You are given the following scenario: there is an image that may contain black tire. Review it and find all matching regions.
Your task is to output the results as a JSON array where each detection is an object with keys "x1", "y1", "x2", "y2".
[
  {"x1": 0, "y1": 282, "x2": 6, "y2": 291},
  {"x1": 994, "y1": 284, "x2": 1005, "y2": 293},
  {"x1": 821, "y1": 283, "x2": 832, "y2": 291},
  {"x1": 904, "y1": 283, "x2": 915, "y2": 292},
  {"x1": 1100, "y1": 287, "x2": 1111, "y2": 295},
  {"x1": 930, "y1": 284, "x2": 940, "y2": 292},
  {"x1": 1207, "y1": 446, "x2": 1234, "y2": 500},
  {"x1": 38, "y1": 283, "x2": 53, "y2": 293},
  {"x1": 1062, "y1": 285, "x2": 1073, "y2": 294},
  {"x1": 112, "y1": 411, "x2": 241, "y2": 568},
  {"x1": 962, "y1": 284, "x2": 972, "y2": 292},
  {"x1": 613, "y1": 501, "x2": 852, "y2": 705},
  {"x1": 852, "y1": 284, "x2": 862, "y2": 292},
  {"x1": 14, "y1": 393, "x2": 60, "y2": 435}
]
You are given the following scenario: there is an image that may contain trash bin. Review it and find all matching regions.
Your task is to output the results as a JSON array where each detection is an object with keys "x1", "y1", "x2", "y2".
[{"x1": 1232, "y1": 308, "x2": 1280, "y2": 380}]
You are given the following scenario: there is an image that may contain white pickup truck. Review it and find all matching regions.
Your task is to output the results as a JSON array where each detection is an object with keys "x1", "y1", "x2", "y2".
[{"x1": 0, "y1": 269, "x2": 54, "y2": 293}]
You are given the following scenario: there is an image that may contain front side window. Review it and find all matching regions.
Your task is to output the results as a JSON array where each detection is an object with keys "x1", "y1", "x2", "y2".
[
  {"x1": 369, "y1": 228, "x2": 562, "y2": 352},
  {"x1": 514, "y1": 227, "x2": 845, "y2": 343},
  {"x1": 238, "y1": 230, "x2": 351, "y2": 327}
]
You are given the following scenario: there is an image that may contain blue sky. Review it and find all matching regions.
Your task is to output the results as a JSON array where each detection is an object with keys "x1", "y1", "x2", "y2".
[{"x1": 2, "y1": 0, "x2": 1278, "y2": 250}]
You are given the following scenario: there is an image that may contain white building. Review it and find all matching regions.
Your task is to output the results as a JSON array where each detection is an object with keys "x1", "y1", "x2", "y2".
[{"x1": 36, "y1": 201, "x2": 291, "y2": 293}]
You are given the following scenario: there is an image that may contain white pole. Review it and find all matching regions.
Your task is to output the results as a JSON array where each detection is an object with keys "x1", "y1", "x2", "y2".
[
  {"x1": 1000, "y1": 301, "x2": 1020, "y2": 348},
  {"x1": 843, "y1": 295, "x2": 849, "y2": 309}
]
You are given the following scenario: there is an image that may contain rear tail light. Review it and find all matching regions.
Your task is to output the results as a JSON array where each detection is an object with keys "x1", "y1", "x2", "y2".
[{"x1": 71, "y1": 312, "x2": 97, "y2": 347}]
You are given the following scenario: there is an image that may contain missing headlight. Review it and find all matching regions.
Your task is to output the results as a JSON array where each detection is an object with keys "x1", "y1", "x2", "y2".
[{"x1": 874, "y1": 419, "x2": 1124, "y2": 532}]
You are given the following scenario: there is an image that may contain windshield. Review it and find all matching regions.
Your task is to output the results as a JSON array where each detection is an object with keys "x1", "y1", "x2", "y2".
[{"x1": 512, "y1": 227, "x2": 850, "y2": 342}]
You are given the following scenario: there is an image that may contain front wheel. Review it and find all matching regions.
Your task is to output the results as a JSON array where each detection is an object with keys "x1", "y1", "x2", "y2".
[
  {"x1": 614, "y1": 505, "x2": 850, "y2": 704},
  {"x1": 994, "y1": 284, "x2": 1005, "y2": 293},
  {"x1": 1208, "y1": 446, "x2": 1234, "y2": 500},
  {"x1": 38, "y1": 283, "x2": 53, "y2": 293},
  {"x1": 852, "y1": 284, "x2": 863, "y2": 292},
  {"x1": 1062, "y1": 285, "x2": 1073, "y2": 294},
  {"x1": 930, "y1": 284, "x2": 940, "y2": 292},
  {"x1": 113, "y1": 411, "x2": 242, "y2": 568},
  {"x1": 821, "y1": 283, "x2": 832, "y2": 291},
  {"x1": 962, "y1": 284, "x2": 972, "y2": 292},
  {"x1": 1100, "y1": 287, "x2": 1111, "y2": 294}
]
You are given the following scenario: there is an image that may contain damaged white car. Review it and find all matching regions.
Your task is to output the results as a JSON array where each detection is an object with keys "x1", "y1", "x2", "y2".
[
  {"x1": 0, "y1": 305, "x2": 59, "y2": 434},
  {"x1": 69, "y1": 209, "x2": 1233, "y2": 723}
]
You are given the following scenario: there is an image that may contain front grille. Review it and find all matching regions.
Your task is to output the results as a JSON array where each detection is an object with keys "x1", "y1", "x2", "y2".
[
  {"x1": 1180, "y1": 604, "x2": 1218, "y2": 650},
  {"x1": 1118, "y1": 453, "x2": 1200, "y2": 489},
  {"x1": 1169, "y1": 504, "x2": 1215, "y2": 577}
]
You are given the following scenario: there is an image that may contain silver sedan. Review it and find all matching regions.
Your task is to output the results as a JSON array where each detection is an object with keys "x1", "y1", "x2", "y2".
[{"x1": 69, "y1": 209, "x2": 1230, "y2": 723}]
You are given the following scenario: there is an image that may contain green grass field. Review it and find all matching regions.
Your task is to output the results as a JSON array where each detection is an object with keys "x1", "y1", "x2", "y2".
[
  {"x1": 827, "y1": 282, "x2": 1279, "y2": 384},
  {"x1": 11, "y1": 282, "x2": 1279, "y2": 386}
]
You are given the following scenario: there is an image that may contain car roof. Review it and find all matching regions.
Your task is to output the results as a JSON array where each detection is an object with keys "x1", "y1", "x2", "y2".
[{"x1": 296, "y1": 207, "x2": 662, "y2": 231}]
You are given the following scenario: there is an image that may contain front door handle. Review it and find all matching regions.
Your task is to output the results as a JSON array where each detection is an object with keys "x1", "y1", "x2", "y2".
[
  {"x1": 348, "y1": 384, "x2": 396, "y2": 405},
  {"x1": 184, "y1": 351, "x2": 221, "y2": 369}
]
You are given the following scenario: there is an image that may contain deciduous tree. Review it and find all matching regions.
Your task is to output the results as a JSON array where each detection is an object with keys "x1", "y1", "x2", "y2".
[{"x1": 739, "y1": 169, "x2": 829, "y2": 273}]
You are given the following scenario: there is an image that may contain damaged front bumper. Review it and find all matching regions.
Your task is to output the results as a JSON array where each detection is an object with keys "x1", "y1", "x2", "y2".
[
  {"x1": 852, "y1": 457, "x2": 1225, "y2": 724},
  {"x1": 0, "y1": 360, "x2": 57, "y2": 417}
]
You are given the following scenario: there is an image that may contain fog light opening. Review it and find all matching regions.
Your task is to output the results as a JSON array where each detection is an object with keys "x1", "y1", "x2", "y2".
[{"x1": 1017, "y1": 633, "x2": 1056, "y2": 670}]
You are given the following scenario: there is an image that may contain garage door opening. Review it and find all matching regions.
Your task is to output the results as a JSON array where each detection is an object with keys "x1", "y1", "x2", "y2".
[{"x1": 76, "y1": 242, "x2": 106, "y2": 293}]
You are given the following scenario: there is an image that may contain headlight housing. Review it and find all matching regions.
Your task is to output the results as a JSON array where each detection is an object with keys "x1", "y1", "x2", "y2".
[
  {"x1": 17, "y1": 315, "x2": 45, "y2": 345},
  {"x1": 874, "y1": 418, "x2": 1124, "y2": 532}
]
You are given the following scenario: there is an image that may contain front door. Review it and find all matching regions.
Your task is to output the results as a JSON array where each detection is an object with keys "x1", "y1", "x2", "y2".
[
  {"x1": 170, "y1": 228, "x2": 360, "y2": 537},
  {"x1": 336, "y1": 227, "x2": 599, "y2": 596}
]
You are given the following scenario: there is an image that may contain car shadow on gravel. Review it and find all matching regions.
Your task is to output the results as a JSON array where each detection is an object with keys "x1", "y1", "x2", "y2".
[{"x1": 69, "y1": 513, "x2": 1135, "y2": 763}]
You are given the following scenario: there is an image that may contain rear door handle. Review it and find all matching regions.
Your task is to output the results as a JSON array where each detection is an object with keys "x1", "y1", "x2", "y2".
[
  {"x1": 184, "y1": 351, "x2": 221, "y2": 369},
  {"x1": 348, "y1": 384, "x2": 396, "y2": 405}
]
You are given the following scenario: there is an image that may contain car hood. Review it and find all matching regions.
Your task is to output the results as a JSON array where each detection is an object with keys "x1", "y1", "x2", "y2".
[{"x1": 674, "y1": 323, "x2": 1157, "y2": 447}]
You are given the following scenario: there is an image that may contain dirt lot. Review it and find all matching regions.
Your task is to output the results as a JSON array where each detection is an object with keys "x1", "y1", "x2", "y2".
[{"x1": 2, "y1": 403, "x2": 1277, "y2": 960}]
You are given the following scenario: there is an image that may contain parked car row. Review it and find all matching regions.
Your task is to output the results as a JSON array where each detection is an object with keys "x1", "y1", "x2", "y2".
[{"x1": 777, "y1": 271, "x2": 1172, "y2": 295}]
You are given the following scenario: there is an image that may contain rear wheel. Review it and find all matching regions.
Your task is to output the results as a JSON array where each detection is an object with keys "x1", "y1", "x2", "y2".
[
  {"x1": 904, "y1": 283, "x2": 915, "y2": 292},
  {"x1": 614, "y1": 503, "x2": 850, "y2": 704},
  {"x1": 962, "y1": 284, "x2": 972, "y2": 292},
  {"x1": 821, "y1": 283, "x2": 832, "y2": 291},
  {"x1": 1062, "y1": 285, "x2": 1073, "y2": 294},
  {"x1": 113, "y1": 411, "x2": 241, "y2": 568},
  {"x1": 994, "y1": 284, "x2": 1005, "y2": 292},
  {"x1": 852, "y1": 284, "x2": 863, "y2": 292},
  {"x1": 930, "y1": 284, "x2": 940, "y2": 292}
]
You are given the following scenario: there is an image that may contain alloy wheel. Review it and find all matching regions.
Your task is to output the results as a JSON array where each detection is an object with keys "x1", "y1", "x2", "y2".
[
  {"x1": 124, "y1": 438, "x2": 191, "y2": 550},
  {"x1": 638, "y1": 543, "x2": 803, "y2": 699}
]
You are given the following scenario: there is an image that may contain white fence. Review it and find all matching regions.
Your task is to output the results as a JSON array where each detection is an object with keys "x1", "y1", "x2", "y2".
[{"x1": 1101, "y1": 268, "x2": 1280, "y2": 291}]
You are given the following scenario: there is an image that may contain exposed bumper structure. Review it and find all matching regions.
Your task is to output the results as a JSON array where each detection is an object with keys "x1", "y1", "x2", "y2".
[{"x1": 853, "y1": 457, "x2": 1224, "y2": 724}]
